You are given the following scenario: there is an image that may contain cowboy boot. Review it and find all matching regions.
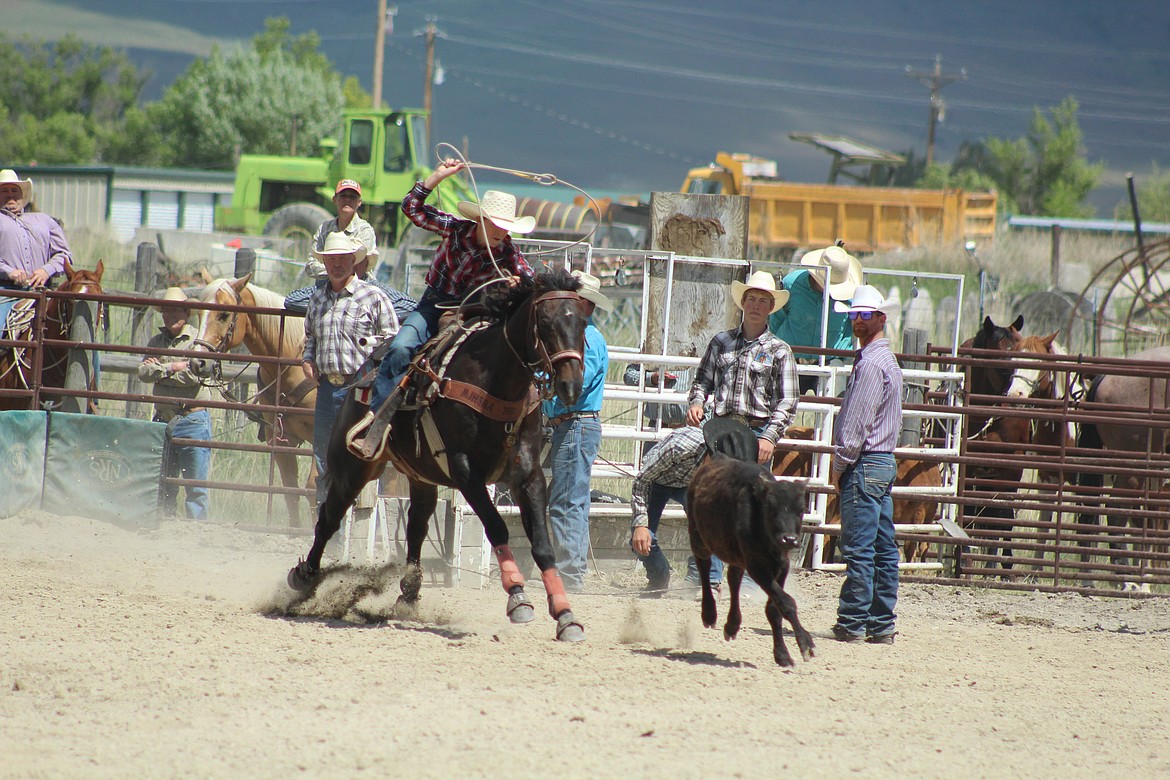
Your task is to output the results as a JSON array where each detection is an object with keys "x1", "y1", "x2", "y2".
[{"x1": 346, "y1": 388, "x2": 404, "y2": 461}]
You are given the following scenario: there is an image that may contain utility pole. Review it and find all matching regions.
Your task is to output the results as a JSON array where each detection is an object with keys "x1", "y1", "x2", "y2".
[
  {"x1": 423, "y1": 21, "x2": 437, "y2": 152},
  {"x1": 372, "y1": 2, "x2": 397, "y2": 109},
  {"x1": 905, "y1": 54, "x2": 966, "y2": 166}
]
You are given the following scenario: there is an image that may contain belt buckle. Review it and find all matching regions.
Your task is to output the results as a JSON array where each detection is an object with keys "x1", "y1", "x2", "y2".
[{"x1": 326, "y1": 372, "x2": 345, "y2": 386}]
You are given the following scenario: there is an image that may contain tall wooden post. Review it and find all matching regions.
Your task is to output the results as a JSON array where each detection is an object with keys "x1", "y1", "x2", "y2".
[
  {"x1": 128, "y1": 242, "x2": 160, "y2": 419},
  {"x1": 372, "y1": 0, "x2": 387, "y2": 109}
]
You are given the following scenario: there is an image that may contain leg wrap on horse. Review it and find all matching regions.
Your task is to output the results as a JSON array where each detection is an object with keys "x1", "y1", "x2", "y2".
[
  {"x1": 542, "y1": 568, "x2": 572, "y2": 617},
  {"x1": 494, "y1": 545, "x2": 526, "y2": 590}
]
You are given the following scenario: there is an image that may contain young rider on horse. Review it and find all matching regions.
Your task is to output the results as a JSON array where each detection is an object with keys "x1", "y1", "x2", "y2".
[{"x1": 348, "y1": 160, "x2": 536, "y2": 459}]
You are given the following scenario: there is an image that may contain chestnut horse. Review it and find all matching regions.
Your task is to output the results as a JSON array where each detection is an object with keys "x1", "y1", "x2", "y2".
[
  {"x1": 188, "y1": 276, "x2": 317, "y2": 526},
  {"x1": 287, "y1": 269, "x2": 590, "y2": 642},
  {"x1": 0, "y1": 260, "x2": 104, "y2": 412}
]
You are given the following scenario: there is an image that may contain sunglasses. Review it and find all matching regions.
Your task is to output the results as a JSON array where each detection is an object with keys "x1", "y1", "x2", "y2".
[{"x1": 847, "y1": 310, "x2": 877, "y2": 321}]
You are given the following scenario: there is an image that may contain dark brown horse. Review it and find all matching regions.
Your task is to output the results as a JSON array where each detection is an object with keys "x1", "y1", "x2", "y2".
[
  {"x1": 0, "y1": 260, "x2": 105, "y2": 412},
  {"x1": 288, "y1": 269, "x2": 591, "y2": 642}
]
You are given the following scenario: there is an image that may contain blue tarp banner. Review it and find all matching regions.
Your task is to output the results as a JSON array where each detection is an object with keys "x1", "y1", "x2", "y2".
[
  {"x1": 0, "y1": 410, "x2": 47, "y2": 517},
  {"x1": 42, "y1": 412, "x2": 166, "y2": 529}
]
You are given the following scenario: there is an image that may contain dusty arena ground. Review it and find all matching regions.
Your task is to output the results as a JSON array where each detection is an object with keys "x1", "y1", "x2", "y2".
[{"x1": 3, "y1": 511, "x2": 1169, "y2": 779}]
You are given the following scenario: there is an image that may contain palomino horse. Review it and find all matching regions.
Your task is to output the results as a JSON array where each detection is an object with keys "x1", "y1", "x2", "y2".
[
  {"x1": 0, "y1": 260, "x2": 105, "y2": 412},
  {"x1": 188, "y1": 275, "x2": 317, "y2": 526},
  {"x1": 288, "y1": 269, "x2": 590, "y2": 642},
  {"x1": 1076, "y1": 346, "x2": 1170, "y2": 590}
]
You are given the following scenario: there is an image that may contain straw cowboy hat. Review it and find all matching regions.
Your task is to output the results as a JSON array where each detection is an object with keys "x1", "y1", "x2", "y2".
[
  {"x1": 572, "y1": 270, "x2": 612, "y2": 312},
  {"x1": 152, "y1": 287, "x2": 196, "y2": 313},
  {"x1": 0, "y1": 169, "x2": 33, "y2": 202},
  {"x1": 730, "y1": 270, "x2": 789, "y2": 314},
  {"x1": 311, "y1": 231, "x2": 368, "y2": 262},
  {"x1": 457, "y1": 190, "x2": 537, "y2": 234},
  {"x1": 799, "y1": 245, "x2": 863, "y2": 301},
  {"x1": 834, "y1": 284, "x2": 900, "y2": 317}
]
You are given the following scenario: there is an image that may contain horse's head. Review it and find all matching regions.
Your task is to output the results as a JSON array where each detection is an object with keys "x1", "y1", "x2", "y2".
[
  {"x1": 190, "y1": 274, "x2": 253, "y2": 379},
  {"x1": 969, "y1": 314, "x2": 1024, "y2": 396},
  {"x1": 50, "y1": 259, "x2": 105, "y2": 333},
  {"x1": 523, "y1": 270, "x2": 589, "y2": 408},
  {"x1": 1007, "y1": 332, "x2": 1060, "y2": 399}
]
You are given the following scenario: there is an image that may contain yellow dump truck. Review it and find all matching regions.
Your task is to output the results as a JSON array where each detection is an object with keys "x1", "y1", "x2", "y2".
[{"x1": 682, "y1": 152, "x2": 997, "y2": 254}]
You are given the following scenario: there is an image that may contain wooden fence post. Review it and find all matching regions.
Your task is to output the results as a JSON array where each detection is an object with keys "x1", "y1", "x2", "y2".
[{"x1": 127, "y1": 242, "x2": 160, "y2": 420}]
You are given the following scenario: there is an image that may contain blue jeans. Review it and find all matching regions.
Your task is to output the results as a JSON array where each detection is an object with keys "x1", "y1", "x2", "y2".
[
  {"x1": 633, "y1": 482, "x2": 687, "y2": 586},
  {"x1": 547, "y1": 415, "x2": 602, "y2": 590},
  {"x1": 312, "y1": 379, "x2": 350, "y2": 506},
  {"x1": 836, "y1": 453, "x2": 899, "y2": 637},
  {"x1": 370, "y1": 289, "x2": 449, "y2": 411},
  {"x1": 161, "y1": 410, "x2": 211, "y2": 520}
]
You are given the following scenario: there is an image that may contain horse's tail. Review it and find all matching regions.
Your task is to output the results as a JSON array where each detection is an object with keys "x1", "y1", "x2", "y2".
[{"x1": 1076, "y1": 374, "x2": 1104, "y2": 489}]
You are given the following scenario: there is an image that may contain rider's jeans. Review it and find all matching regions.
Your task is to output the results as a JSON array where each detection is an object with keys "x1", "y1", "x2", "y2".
[{"x1": 370, "y1": 289, "x2": 447, "y2": 411}]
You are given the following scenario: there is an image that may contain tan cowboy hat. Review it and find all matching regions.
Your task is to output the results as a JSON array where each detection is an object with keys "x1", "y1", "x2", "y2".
[
  {"x1": 457, "y1": 190, "x2": 537, "y2": 234},
  {"x1": 572, "y1": 270, "x2": 612, "y2": 312},
  {"x1": 800, "y1": 245, "x2": 863, "y2": 301},
  {"x1": 730, "y1": 270, "x2": 789, "y2": 314},
  {"x1": 152, "y1": 286, "x2": 196, "y2": 313},
  {"x1": 834, "y1": 284, "x2": 900, "y2": 317},
  {"x1": 311, "y1": 231, "x2": 368, "y2": 262},
  {"x1": 0, "y1": 169, "x2": 33, "y2": 202}
]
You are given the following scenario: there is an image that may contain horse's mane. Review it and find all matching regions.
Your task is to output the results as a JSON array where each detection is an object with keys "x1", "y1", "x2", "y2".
[
  {"x1": 203, "y1": 277, "x2": 303, "y2": 357},
  {"x1": 479, "y1": 268, "x2": 581, "y2": 319}
]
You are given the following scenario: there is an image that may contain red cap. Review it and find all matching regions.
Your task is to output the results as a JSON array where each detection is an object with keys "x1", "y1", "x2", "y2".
[{"x1": 335, "y1": 179, "x2": 362, "y2": 196}]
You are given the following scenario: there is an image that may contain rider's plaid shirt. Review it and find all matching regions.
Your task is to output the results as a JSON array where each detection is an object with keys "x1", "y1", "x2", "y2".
[
  {"x1": 402, "y1": 182, "x2": 534, "y2": 298},
  {"x1": 687, "y1": 327, "x2": 799, "y2": 444},
  {"x1": 302, "y1": 277, "x2": 398, "y2": 376}
]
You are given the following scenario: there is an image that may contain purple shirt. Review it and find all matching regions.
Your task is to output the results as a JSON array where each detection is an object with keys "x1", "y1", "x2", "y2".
[
  {"x1": 0, "y1": 210, "x2": 72, "y2": 281},
  {"x1": 832, "y1": 337, "x2": 903, "y2": 472}
]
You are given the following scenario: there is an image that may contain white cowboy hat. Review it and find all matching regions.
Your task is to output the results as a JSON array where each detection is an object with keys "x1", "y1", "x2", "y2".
[
  {"x1": 311, "y1": 231, "x2": 368, "y2": 262},
  {"x1": 152, "y1": 286, "x2": 196, "y2": 313},
  {"x1": 730, "y1": 270, "x2": 789, "y2": 314},
  {"x1": 0, "y1": 169, "x2": 33, "y2": 202},
  {"x1": 799, "y1": 245, "x2": 863, "y2": 301},
  {"x1": 457, "y1": 190, "x2": 537, "y2": 234},
  {"x1": 572, "y1": 270, "x2": 612, "y2": 312},
  {"x1": 834, "y1": 284, "x2": 900, "y2": 317}
]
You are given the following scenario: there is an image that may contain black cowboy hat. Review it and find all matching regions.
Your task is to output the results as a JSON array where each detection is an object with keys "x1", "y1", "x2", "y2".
[{"x1": 702, "y1": 417, "x2": 759, "y2": 463}]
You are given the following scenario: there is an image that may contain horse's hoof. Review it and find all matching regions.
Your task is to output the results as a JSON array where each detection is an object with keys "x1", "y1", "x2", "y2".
[
  {"x1": 287, "y1": 560, "x2": 318, "y2": 592},
  {"x1": 394, "y1": 593, "x2": 420, "y2": 616},
  {"x1": 555, "y1": 611, "x2": 585, "y2": 643},
  {"x1": 506, "y1": 589, "x2": 536, "y2": 624}
]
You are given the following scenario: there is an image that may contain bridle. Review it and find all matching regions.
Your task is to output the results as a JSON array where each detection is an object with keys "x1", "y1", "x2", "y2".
[
  {"x1": 504, "y1": 289, "x2": 585, "y2": 397},
  {"x1": 190, "y1": 283, "x2": 245, "y2": 385}
]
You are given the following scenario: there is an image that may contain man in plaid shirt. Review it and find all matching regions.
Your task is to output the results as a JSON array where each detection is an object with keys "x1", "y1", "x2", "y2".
[
  {"x1": 349, "y1": 160, "x2": 535, "y2": 459},
  {"x1": 301, "y1": 232, "x2": 398, "y2": 504}
]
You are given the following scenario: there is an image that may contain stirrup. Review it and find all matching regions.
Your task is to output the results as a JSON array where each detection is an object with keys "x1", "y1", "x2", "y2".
[{"x1": 345, "y1": 410, "x2": 391, "y2": 461}]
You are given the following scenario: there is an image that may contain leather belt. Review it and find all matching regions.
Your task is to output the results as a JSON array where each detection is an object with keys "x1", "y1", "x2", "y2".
[
  {"x1": 549, "y1": 410, "x2": 599, "y2": 427},
  {"x1": 725, "y1": 413, "x2": 768, "y2": 428},
  {"x1": 324, "y1": 372, "x2": 354, "y2": 387}
]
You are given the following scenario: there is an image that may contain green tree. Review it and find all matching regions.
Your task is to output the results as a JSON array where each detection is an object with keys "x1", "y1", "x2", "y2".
[
  {"x1": 982, "y1": 98, "x2": 1102, "y2": 217},
  {"x1": 149, "y1": 17, "x2": 365, "y2": 169},
  {"x1": 0, "y1": 33, "x2": 148, "y2": 165}
]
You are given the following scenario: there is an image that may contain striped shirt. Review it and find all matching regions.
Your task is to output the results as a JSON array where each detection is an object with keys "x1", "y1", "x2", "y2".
[
  {"x1": 832, "y1": 337, "x2": 903, "y2": 472},
  {"x1": 630, "y1": 425, "x2": 707, "y2": 528},
  {"x1": 402, "y1": 182, "x2": 534, "y2": 298},
  {"x1": 687, "y1": 327, "x2": 799, "y2": 444},
  {"x1": 302, "y1": 277, "x2": 398, "y2": 376}
]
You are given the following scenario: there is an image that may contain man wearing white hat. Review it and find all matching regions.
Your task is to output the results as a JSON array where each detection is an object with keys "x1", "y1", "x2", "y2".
[
  {"x1": 349, "y1": 158, "x2": 536, "y2": 459},
  {"x1": 301, "y1": 232, "x2": 398, "y2": 502},
  {"x1": 139, "y1": 287, "x2": 213, "y2": 520},
  {"x1": 770, "y1": 244, "x2": 863, "y2": 395},
  {"x1": 0, "y1": 169, "x2": 73, "y2": 290},
  {"x1": 683, "y1": 269, "x2": 800, "y2": 594},
  {"x1": 829, "y1": 284, "x2": 904, "y2": 645},
  {"x1": 543, "y1": 270, "x2": 611, "y2": 591}
]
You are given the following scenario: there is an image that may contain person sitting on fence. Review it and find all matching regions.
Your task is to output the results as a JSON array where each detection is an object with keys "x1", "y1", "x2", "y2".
[
  {"x1": 0, "y1": 169, "x2": 72, "y2": 291},
  {"x1": 138, "y1": 287, "x2": 213, "y2": 521},
  {"x1": 284, "y1": 178, "x2": 416, "y2": 323},
  {"x1": 769, "y1": 244, "x2": 862, "y2": 395}
]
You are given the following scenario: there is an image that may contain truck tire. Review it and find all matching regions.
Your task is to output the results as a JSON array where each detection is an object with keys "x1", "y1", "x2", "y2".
[{"x1": 263, "y1": 203, "x2": 332, "y2": 242}]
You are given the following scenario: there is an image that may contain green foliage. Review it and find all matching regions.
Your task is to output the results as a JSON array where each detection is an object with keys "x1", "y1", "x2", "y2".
[
  {"x1": 1114, "y1": 164, "x2": 1170, "y2": 223},
  {"x1": 0, "y1": 33, "x2": 147, "y2": 165},
  {"x1": 982, "y1": 98, "x2": 1102, "y2": 217}
]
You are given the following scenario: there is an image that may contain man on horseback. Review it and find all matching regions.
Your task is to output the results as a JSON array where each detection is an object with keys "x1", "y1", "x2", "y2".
[
  {"x1": 0, "y1": 169, "x2": 72, "y2": 290},
  {"x1": 300, "y1": 232, "x2": 399, "y2": 507},
  {"x1": 348, "y1": 159, "x2": 535, "y2": 460}
]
